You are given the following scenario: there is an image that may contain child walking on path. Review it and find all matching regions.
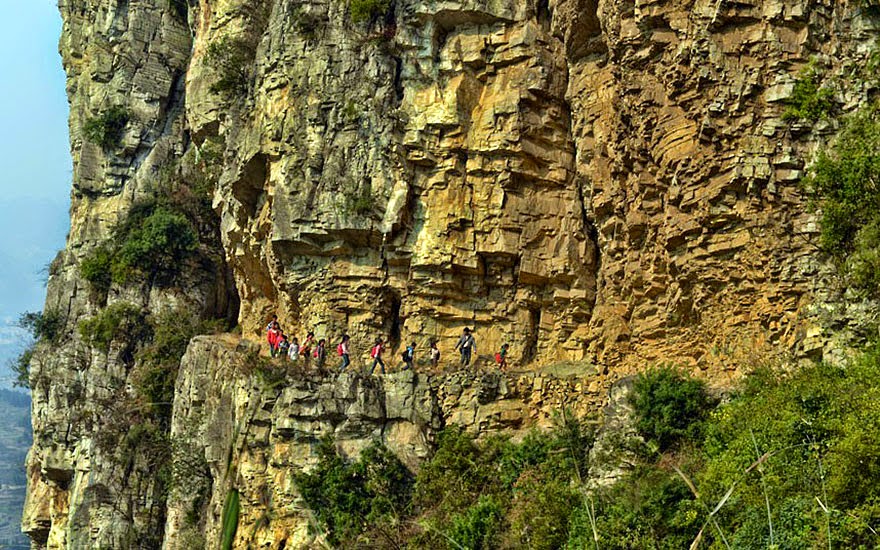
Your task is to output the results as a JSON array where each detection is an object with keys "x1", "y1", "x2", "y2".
[
  {"x1": 454, "y1": 328, "x2": 476, "y2": 367},
  {"x1": 430, "y1": 341, "x2": 440, "y2": 370},
  {"x1": 370, "y1": 337, "x2": 386, "y2": 375},
  {"x1": 288, "y1": 337, "x2": 300, "y2": 362},
  {"x1": 402, "y1": 342, "x2": 416, "y2": 371},
  {"x1": 301, "y1": 332, "x2": 314, "y2": 368},
  {"x1": 496, "y1": 343, "x2": 509, "y2": 370},
  {"x1": 267, "y1": 322, "x2": 282, "y2": 357},
  {"x1": 278, "y1": 335, "x2": 290, "y2": 361},
  {"x1": 314, "y1": 339, "x2": 327, "y2": 371},
  {"x1": 338, "y1": 335, "x2": 351, "y2": 371}
]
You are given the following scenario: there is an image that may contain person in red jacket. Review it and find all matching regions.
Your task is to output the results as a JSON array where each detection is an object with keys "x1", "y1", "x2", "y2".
[
  {"x1": 267, "y1": 321, "x2": 282, "y2": 357},
  {"x1": 369, "y1": 337, "x2": 386, "y2": 375}
]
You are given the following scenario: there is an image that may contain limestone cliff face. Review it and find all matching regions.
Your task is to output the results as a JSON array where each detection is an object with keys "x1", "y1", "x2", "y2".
[
  {"x1": 164, "y1": 337, "x2": 601, "y2": 549},
  {"x1": 23, "y1": 0, "x2": 880, "y2": 547}
]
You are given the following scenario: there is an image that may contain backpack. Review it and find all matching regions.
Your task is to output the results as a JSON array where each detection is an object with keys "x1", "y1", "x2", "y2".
[
  {"x1": 495, "y1": 352, "x2": 502, "y2": 363},
  {"x1": 337, "y1": 343, "x2": 345, "y2": 356},
  {"x1": 401, "y1": 351, "x2": 409, "y2": 362},
  {"x1": 313, "y1": 347, "x2": 320, "y2": 358},
  {"x1": 371, "y1": 345, "x2": 381, "y2": 359}
]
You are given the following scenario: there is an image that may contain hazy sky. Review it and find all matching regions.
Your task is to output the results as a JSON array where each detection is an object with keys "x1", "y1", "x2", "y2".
[{"x1": 0, "y1": 0, "x2": 71, "y2": 384}]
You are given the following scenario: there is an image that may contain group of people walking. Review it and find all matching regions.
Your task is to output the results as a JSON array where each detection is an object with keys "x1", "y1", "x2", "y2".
[{"x1": 266, "y1": 317, "x2": 510, "y2": 373}]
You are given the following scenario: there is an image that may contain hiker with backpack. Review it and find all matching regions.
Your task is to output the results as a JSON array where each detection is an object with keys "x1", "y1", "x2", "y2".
[
  {"x1": 301, "y1": 331, "x2": 314, "y2": 367},
  {"x1": 278, "y1": 334, "x2": 291, "y2": 361},
  {"x1": 370, "y1": 337, "x2": 386, "y2": 375},
  {"x1": 338, "y1": 334, "x2": 351, "y2": 371},
  {"x1": 402, "y1": 341, "x2": 416, "y2": 371},
  {"x1": 314, "y1": 338, "x2": 327, "y2": 371},
  {"x1": 454, "y1": 328, "x2": 476, "y2": 367},
  {"x1": 496, "y1": 343, "x2": 509, "y2": 370}
]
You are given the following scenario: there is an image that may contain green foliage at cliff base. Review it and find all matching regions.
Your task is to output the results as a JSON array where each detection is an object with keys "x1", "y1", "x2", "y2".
[{"x1": 296, "y1": 354, "x2": 880, "y2": 549}]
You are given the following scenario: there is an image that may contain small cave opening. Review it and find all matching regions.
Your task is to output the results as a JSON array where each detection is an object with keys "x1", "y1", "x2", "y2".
[
  {"x1": 536, "y1": 0, "x2": 551, "y2": 30},
  {"x1": 388, "y1": 295, "x2": 402, "y2": 350},
  {"x1": 232, "y1": 154, "x2": 269, "y2": 219},
  {"x1": 523, "y1": 308, "x2": 541, "y2": 364}
]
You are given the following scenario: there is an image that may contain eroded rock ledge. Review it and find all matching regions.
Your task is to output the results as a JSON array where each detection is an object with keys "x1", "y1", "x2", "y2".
[{"x1": 164, "y1": 336, "x2": 604, "y2": 549}]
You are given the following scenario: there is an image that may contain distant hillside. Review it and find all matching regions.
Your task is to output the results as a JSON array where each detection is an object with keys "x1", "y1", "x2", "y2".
[{"x1": 0, "y1": 389, "x2": 30, "y2": 550}]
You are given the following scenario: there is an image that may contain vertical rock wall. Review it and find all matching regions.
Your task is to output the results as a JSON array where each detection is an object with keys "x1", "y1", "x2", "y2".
[{"x1": 23, "y1": 0, "x2": 880, "y2": 547}]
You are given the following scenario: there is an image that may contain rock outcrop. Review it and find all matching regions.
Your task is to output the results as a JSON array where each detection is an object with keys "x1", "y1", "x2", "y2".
[
  {"x1": 164, "y1": 337, "x2": 602, "y2": 549},
  {"x1": 22, "y1": 0, "x2": 880, "y2": 547}
]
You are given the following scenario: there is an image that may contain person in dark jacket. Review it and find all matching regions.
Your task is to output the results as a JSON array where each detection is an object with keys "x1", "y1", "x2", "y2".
[{"x1": 454, "y1": 328, "x2": 476, "y2": 367}]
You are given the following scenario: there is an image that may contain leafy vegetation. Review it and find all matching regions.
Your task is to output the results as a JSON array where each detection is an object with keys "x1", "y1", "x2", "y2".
[
  {"x1": 783, "y1": 63, "x2": 834, "y2": 122},
  {"x1": 79, "y1": 244, "x2": 114, "y2": 295},
  {"x1": 8, "y1": 309, "x2": 66, "y2": 389},
  {"x1": 113, "y1": 206, "x2": 198, "y2": 283},
  {"x1": 295, "y1": 437, "x2": 414, "y2": 546},
  {"x1": 79, "y1": 200, "x2": 199, "y2": 290},
  {"x1": 294, "y1": 413, "x2": 593, "y2": 549},
  {"x1": 290, "y1": 354, "x2": 880, "y2": 549},
  {"x1": 630, "y1": 365, "x2": 714, "y2": 451},
  {"x1": 803, "y1": 105, "x2": 880, "y2": 293},
  {"x1": 18, "y1": 309, "x2": 64, "y2": 343},
  {"x1": 349, "y1": 0, "x2": 390, "y2": 24},
  {"x1": 78, "y1": 301, "x2": 150, "y2": 354},
  {"x1": 83, "y1": 106, "x2": 129, "y2": 149},
  {"x1": 205, "y1": 37, "x2": 252, "y2": 97}
]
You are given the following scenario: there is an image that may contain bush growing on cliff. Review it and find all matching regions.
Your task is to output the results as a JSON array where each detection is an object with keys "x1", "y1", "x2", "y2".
[
  {"x1": 78, "y1": 301, "x2": 150, "y2": 353},
  {"x1": 205, "y1": 37, "x2": 252, "y2": 97},
  {"x1": 18, "y1": 309, "x2": 64, "y2": 343},
  {"x1": 295, "y1": 437, "x2": 414, "y2": 546},
  {"x1": 79, "y1": 200, "x2": 199, "y2": 290},
  {"x1": 8, "y1": 309, "x2": 66, "y2": 389},
  {"x1": 630, "y1": 365, "x2": 713, "y2": 451},
  {"x1": 783, "y1": 63, "x2": 835, "y2": 122},
  {"x1": 133, "y1": 309, "x2": 221, "y2": 413},
  {"x1": 804, "y1": 104, "x2": 880, "y2": 292},
  {"x1": 349, "y1": 0, "x2": 390, "y2": 24},
  {"x1": 83, "y1": 106, "x2": 129, "y2": 149}
]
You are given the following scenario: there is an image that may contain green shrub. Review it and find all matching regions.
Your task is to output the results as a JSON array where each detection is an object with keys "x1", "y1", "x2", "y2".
[
  {"x1": 783, "y1": 63, "x2": 834, "y2": 122},
  {"x1": 83, "y1": 106, "x2": 129, "y2": 149},
  {"x1": 349, "y1": 0, "x2": 390, "y2": 24},
  {"x1": 587, "y1": 464, "x2": 701, "y2": 549},
  {"x1": 8, "y1": 309, "x2": 66, "y2": 390},
  {"x1": 630, "y1": 366, "x2": 713, "y2": 451},
  {"x1": 295, "y1": 437, "x2": 414, "y2": 546},
  {"x1": 18, "y1": 309, "x2": 64, "y2": 343},
  {"x1": 9, "y1": 346, "x2": 34, "y2": 389},
  {"x1": 504, "y1": 471, "x2": 577, "y2": 550},
  {"x1": 807, "y1": 107, "x2": 880, "y2": 249},
  {"x1": 133, "y1": 309, "x2": 209, "y2": 411},
  {"x1": 205, "y1": 37, "x2": 251, "y2": 97},
  {"x1": 78, "y1": 302, "x2": 150, "y2": 353},
  {"x1": 447, "y1": 495, "x2": 504, "y2": 550},
  {"x1": 112, "y1": 206, "x2": 198, "y2": 284},
  {"x1": 80, "y1": 244, "x2": 114, "y2": 294}
]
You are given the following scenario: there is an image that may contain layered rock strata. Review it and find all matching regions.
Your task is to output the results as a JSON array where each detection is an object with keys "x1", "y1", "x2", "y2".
[
  {"x1": 22, "y1": 0, "x2": 880, "y2": 547},
  {"x1": 164, "y1": 337, "x2": 602, "y2": 549}
]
